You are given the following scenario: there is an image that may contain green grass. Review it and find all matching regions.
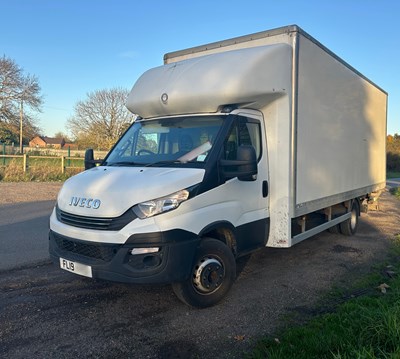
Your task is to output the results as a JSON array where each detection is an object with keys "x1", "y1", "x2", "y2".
[
  {"x1": 0, "y1": 158, "x2": 82, "y2": 181},
  {"x1": 249, "y1": 297, "x2": 400, "y2": 358},
  {"x1": 390, "y1": 187, "x2": 400, "y2": 199},
  {"x1": 387, "y1": 172, "x2": 400, "y2": 179},
  {"x1": 246, "y1": 253, "x2": 400, "y2": 359},
  {"x1": 247, "y1": 240, "x2": 400, "y2": 359}
]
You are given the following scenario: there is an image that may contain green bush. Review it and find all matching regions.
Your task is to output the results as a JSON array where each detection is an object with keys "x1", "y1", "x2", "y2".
[
  {"x1": 387, "y1": 152, "x2": 400, "y2": 172},
  {"x1": 387, "y1": 135, "x2": 400, "y2": 172}
]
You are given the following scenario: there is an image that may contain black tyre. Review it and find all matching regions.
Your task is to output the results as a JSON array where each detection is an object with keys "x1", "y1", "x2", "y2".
[
  {"x1": 328, "y1": 224, "x2": 340, "y2": 234},
  {"x1": 340, "y1": 200, "x2": 359, "y2": 236},
  {"x1": 172, "y1": 238, "x2": 236, "y2": 308}
]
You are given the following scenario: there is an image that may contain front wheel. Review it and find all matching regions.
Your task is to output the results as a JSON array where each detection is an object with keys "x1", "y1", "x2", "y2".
[
  {"x1": 172, "y1": 238, "x2": 236, "y2": 308},
  {"x1": 340, "y1": 200, "x2": 359, "y2": 236}
]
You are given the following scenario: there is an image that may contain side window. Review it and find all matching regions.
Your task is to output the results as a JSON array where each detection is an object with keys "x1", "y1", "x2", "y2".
[
  {"x1": 135, "y1": 133, "x2": 159, "y2": 155},
  {"x1": 244, "y1": 122, "x2": 262, "y2": 159},
  {"x1": 223, "y1": 118, "x2": 262, "y2": 160}
]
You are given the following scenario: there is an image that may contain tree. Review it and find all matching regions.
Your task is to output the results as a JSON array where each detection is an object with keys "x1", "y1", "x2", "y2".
[
  {"x1": 0, "y1": 124, "x2": 18, "y2": 143},
  {"x1": 387, "y1": 133, "x2": 400, "y2": 172},
  {"x1": 54, "y1": 131, "x2": 72, "y2": 143},
  {"x1": 67, "y1": 88, "x2": 134, "y2": 150},
  {"x1": 0, "y1": 55, "x2": 42, "y2": 144}
]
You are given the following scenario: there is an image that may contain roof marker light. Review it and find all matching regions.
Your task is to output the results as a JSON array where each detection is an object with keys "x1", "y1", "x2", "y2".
[{"x1": 161, "y1": 93, "x2": 168, "y2": 104}]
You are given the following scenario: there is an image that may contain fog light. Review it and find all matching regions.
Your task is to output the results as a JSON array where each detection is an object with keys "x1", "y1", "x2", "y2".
[{"x1": 130, "y1": 247, "x2": 160, "y2": 255}]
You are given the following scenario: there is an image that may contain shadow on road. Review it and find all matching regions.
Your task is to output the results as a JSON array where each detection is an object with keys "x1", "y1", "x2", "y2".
[{"x1": 0, "y1": 200, "x2": 55, "y2": 270}]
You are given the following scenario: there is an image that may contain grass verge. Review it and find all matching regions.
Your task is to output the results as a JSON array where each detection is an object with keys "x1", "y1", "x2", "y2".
[
  {"x1": 387, "y1": 172, "x2": 400, "y2": 179},
  {"x1": 247, "y1": 240, "x2": 400, "y2": 359},
  {"x1": 390, "y1": 187, "x2": 400, "y2": 199},
  {"x1": 248, "y1": 186, "x2": 400, "y2": 359},
  {"x1": 0, "y1": 159, "x2": 81, "y2": 181}
]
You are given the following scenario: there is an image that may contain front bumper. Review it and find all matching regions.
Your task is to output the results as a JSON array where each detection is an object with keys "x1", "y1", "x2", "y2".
[{"x1": 49, "y1": 229, "x2": 199, "y2": 284}]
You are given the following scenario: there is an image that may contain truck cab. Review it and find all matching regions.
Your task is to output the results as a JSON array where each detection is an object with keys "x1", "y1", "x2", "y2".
[{"x1": 50, "y1": 108, "x2": 270, "y2": 307}]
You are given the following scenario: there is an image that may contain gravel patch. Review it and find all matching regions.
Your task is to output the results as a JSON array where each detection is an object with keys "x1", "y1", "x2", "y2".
[{"x1": 0, "y1": 182, "x2": 62, "y2": 204}]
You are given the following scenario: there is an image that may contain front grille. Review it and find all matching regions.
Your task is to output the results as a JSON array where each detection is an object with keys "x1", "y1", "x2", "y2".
[
  {"x1": 54, "y1": 233, "x2": 121, "y2": 262},
  {"x1": 56, "y1": 205, "x2": 137, "y2": 231}
]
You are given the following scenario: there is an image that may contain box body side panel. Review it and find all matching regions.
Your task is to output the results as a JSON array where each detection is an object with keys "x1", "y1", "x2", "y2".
[{"x1": 295, "y1": 34, "x2": 387, "y2": 211}]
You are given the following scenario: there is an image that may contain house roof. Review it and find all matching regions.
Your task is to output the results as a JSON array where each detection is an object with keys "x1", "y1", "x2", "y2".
[{"x1": 35, "y1": 136, "x2": 65, "y2": 145}]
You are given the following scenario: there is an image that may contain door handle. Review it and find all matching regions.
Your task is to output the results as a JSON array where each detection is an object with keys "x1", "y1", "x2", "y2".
[{"x1": 262, "y1": 181, "x2": 268, "y2": 198}]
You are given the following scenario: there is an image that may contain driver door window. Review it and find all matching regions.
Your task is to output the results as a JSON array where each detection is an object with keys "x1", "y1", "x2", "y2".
[{"x1": 224, "y1": 118, "x2": 261, "y2": 160}]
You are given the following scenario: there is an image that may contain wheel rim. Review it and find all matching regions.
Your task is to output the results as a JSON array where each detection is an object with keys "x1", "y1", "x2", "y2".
[{"x1": 193, "y1": 256, "x2": 225, "y2": 294}]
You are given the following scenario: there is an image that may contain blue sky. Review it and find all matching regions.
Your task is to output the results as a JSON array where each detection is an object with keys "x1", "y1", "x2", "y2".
[{"x1": 2, "y1": 0, "x2": 399, "y2": 136}]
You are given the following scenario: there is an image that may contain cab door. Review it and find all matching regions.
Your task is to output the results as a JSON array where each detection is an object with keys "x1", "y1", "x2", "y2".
[{"x1": 221, "y1": 110, "x2": 270, "y2": 253}]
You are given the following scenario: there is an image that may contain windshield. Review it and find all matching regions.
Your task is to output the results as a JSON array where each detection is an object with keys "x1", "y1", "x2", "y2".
[{"x1": 104, "y1": 115, "x2": 225, "y2": 167}]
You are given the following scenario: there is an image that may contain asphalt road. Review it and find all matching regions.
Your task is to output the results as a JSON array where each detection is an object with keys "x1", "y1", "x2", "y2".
[{"x1": 0, "y1": 200, "x2": 55, "y2": 270}]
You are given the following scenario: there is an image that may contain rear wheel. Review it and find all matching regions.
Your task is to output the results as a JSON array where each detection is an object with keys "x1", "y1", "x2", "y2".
[
  {"x1": 172, "y1": 238, "x2": 236, "y2": 308},
  {"x1": 340, "y1": 200, "x2": 359, "y2": 236},
  {"x1": 328, "y1": 224, "x2": 340, "y2": 234}
]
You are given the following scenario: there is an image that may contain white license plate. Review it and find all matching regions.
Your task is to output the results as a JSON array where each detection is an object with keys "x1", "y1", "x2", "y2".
[{"x1": 59, "y1": 258, "x2": 92, "y2": 278}]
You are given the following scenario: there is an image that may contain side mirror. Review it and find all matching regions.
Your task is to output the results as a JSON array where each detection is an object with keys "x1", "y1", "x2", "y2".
[
  {"x1": 84, "y1": 149, "x2": 96, "y2": 170},
  {"x1": 220, "y1": 145, "x2": 258, "y2": 181}
]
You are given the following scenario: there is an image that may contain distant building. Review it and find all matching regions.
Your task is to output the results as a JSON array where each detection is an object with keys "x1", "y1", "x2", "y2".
[
  {"x1": 29, "y1": 136, "x2": 65, "y2": 149},
  {"x1": 63, "y1": 142, "x2": 79, "y2": 150}
]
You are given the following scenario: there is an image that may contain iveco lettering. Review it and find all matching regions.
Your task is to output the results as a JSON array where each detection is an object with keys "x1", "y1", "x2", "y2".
[
  {"x1": 68, "y1": 197, "x2": 101, "y2": 209},
  {"x1": 49, "y1": 25, "x2": 387, "y2": 308}
]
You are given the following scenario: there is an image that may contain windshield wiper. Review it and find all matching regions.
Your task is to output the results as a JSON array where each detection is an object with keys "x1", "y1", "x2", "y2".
[
  {"x1": 144, "y1": 160, "x2": 183, "y2": 167},
  {"x1": 107, "y1": 161, "x2": 141, "y2": 167}
]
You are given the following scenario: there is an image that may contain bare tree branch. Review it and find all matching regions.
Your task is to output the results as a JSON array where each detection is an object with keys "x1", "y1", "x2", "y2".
[
  {"x1": 0, "y1": 55, "x2": 43, "y2": 143},
  {"x1": 67, "y1": 88, "x2": 134, "y2": 150}
]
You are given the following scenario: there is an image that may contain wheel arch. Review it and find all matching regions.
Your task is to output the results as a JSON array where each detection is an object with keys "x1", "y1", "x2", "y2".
[
  {"x1": 198, "y1": 221, "x2": 238, "y2": 257},
  {"x1": 345, "y1": 197, "x2": 361, "y2": 216}
]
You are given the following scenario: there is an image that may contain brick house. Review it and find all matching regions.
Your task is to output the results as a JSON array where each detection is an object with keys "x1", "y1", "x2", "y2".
[
  {"x1": 29, "y1": 136, "x2": 65, "y2": 149},
  {"x1": 63, "y1": 142, "x2": 79, "y2": 150}
]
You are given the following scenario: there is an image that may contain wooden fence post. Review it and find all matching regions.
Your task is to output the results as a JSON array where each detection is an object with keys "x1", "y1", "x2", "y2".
[
  {"x1": 2, "y1": 143, "x2": 5, "y2": 166},
  {"x1": 23, "y1": 154, "x2": 28, "y2": 172},
  {"x1": 61, "y1": 156, "x2": 65, "y2": 174}
]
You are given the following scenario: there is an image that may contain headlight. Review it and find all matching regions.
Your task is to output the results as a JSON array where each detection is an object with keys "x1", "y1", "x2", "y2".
[{"x1": 133, "y1": 189, "x2": 189, "y2": 219}]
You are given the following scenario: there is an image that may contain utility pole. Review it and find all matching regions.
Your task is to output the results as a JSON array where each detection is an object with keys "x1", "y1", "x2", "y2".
[{"x1": 19, "y1": 99, "x2": 23, "y2": 153}]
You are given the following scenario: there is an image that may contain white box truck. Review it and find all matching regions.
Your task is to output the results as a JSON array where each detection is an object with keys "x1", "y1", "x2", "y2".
[{"x1": 49, "y1": 25, "x2": 387, "y2": 307}]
